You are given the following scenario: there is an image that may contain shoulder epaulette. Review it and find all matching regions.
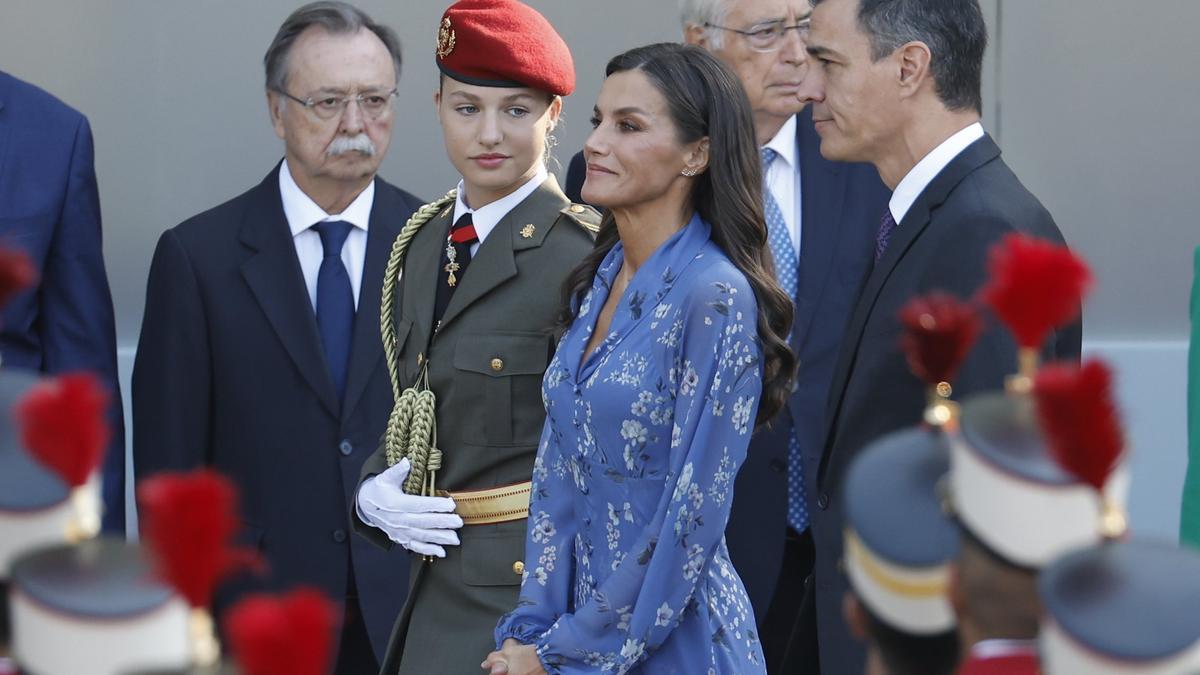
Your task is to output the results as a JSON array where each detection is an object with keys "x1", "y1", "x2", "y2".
[{"x1": 559, "y1": 203, "x2": 601, "y2": 234}]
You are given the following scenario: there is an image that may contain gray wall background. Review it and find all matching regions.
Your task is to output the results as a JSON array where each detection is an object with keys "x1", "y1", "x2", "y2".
[{"x1": 1, "y1": 1, "x2": 1196, "y2": 539}]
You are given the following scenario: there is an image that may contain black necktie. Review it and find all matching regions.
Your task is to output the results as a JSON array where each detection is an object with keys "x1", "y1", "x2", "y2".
[
  {"x1": 433, "y1": 212, "x2": 479, "y2": 328},
  {"x1": 314, "y1": 220, "x2": 355, "y2": 402}
]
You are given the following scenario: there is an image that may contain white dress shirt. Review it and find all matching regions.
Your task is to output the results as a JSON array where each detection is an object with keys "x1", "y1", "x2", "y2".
[
  {"x1": 763, "y1": 115, "x2": 803, "y2": 261},
  {"x1": 889, "y1": 122, "x2": 985, "y2": 224},
  {"x1": 451, "y1": 166, "x2": 548, "y2": 256},
  {"x1": 279, "y1": 159, "x2": 374, "y2": 310}
]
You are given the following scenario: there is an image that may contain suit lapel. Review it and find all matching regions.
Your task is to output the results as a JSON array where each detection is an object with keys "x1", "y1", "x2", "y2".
[
  {"x1": 818, "y1": 135, "x2": 1001, "y2": 483},
  {"x1": 341, "y1": 182, "x2": 405, "y2": 419},
  {"x1": 792, "y1": 107, "x2": 847, "y2": 349},
  {"x1": 435, "y1": 178, "x2": 566, "y2": 333},
  {"x1": 239, "y1": 165, "x2": 339, "y2": 418},
  {"x1": 404, "y1": 204, "x2": 452, "y2": 354}
]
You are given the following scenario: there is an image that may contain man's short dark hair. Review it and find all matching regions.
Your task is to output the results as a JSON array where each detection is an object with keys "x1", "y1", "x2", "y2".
[
  {"x1": 264, "y1": 1, "x2": 403, "y2": 93},
  {"x1": 955, "y1": 527, "x2": 1042, "y2": 639},
  {"x1": 864, "y1": 605, "x2": 960, "y2": 675},
  {"x1": 814, "y1": 0, "x2": 986, "y2": 112}
]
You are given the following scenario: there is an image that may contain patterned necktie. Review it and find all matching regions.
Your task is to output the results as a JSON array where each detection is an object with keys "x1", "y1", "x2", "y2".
[
  {"x1": 875, "y1": 208, "x2": 898, "y2": 262},
  {"x1": 313, "y1": 220, "x2": 355, "y2": 403},
  {"x1": 761, "y1": 147, "x2": 808, "y2": 533},
  {"x1": 761, "y1": 148, "x2": 798, "y2": 300},
  {"x1": 434, "y1": 212, "x2": 480, "y2": 327}
]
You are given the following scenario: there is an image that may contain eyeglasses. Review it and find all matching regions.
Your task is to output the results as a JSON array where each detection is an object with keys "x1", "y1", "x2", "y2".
[
  {"x1": 276, "y1": 88, "x2": 398, "y2": 120},
  {"x1": 704, "y1": 19, "x2": 811, "y2": 52}
]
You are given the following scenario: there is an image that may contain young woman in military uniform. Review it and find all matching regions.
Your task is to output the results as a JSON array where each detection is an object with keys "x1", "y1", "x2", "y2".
[{"x1": 351, "y1": 1, "x2": 598, "y2": 673}]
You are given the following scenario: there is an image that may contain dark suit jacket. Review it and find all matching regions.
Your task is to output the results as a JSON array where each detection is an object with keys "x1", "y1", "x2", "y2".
[
  {"x1": 726, "y1": 109, "x2": 889, "y2": 622},
  {"x1": 353, "y1": 178, "x2": 597, "y2": 675},
  {"x1": 564, "y1": 151, "x2": 588, "y2": 204},
  {"x1": 809, "y1": 134, "x2": 1082, "y2": 674},
  {"x1": 0, "y1": 71, "x2": 125, "y2": 533},
  {"x1": 563, "y1": 109, "x2": 891, "y2": 625},
  {"x1": 132, "y1": 165, "x2": 422, "y2": 664}
]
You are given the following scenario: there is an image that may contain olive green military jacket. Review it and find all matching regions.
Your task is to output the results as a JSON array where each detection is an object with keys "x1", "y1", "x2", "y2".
[{"x1": 353, "y1": 177, "x2": 598, "y2": 675}]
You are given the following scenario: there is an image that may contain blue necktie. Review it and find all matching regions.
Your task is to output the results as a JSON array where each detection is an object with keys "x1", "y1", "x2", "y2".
[
  {"x1": 762, "y1": 148, "x2": 808, "y2": 533},
  {"x1": 314, "y1": 220, "x2": 355, "y2": 403}
]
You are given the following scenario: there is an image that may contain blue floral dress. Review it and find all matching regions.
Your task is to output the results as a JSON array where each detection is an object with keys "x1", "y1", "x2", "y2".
[{"x1": 494, "y1": 215, "x2": 767, "y2": 674}]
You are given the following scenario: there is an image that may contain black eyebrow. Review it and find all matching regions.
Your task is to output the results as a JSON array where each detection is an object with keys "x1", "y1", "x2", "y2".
[{"x1": 592, "y1": 106, "x2": 652, "y2": 117}]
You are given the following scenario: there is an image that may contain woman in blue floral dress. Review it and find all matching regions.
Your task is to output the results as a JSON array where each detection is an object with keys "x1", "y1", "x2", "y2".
[{"x1": 484, "y1": 44, "x2": 797, "y2": 675}]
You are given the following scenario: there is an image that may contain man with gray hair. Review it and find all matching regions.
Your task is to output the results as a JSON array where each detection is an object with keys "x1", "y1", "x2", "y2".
[{"x1": 132, "y1": 2, "x2": 422, "y2": 671}]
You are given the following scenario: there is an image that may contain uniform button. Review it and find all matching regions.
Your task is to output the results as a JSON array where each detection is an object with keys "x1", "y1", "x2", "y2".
[
  {"x1": 491, "y1": 358, "x2": 504, "y2": 372},
  {"x1": 512, "y1": 561, "x2": 525, "y2": 575},
  {"x1": 768, "y1": 459, "x2": 786, "y2": 474},
  {"x1": 332, "y1": 529, "x2": 347, "y2": 543},
  {"x1": 818, "y1": 493, "x2": 830, "y2": 510},
  {"x1": 338, "y1": 440, "x2": 353, "y2": 456},
  {"x1": 569, "y1": 204, "x2": 585, "y2": 214}
]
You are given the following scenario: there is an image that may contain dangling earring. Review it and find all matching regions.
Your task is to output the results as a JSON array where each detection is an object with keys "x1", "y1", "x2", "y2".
[
  {"x1": 681, "y1": 167, "x2": 697, "y2": 177},
  {"x1": 546, "y1": 133, "x2": 559, "y2": 150}
]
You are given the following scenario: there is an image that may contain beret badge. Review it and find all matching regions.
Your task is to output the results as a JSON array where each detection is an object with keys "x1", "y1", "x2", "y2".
[{"x1": 436, "y1": 17, "x2": 456, "y2": 59}]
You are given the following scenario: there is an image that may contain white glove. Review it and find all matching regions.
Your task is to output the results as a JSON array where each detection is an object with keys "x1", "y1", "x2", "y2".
[{"x1": 357, "y1": 458, "x2": 463, "y2": 558}]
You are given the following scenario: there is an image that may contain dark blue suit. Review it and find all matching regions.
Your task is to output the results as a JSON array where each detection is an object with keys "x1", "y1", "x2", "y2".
[
  {"x1": 811, "y1": 134, "x2": 1080, "y2": 674},
  {"x1": 723, "y1": 108, "x2": 888, "y2": 641},
  {"x1": 132, "y1": 165, "x2": 422, "y2": 665},
  {"x1": 0, "y1": 71, "x2": 125, "y2": 533}
]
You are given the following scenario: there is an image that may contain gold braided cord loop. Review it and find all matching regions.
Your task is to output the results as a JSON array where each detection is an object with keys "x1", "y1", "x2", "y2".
[
  {"x1": 380, "y1": 190, "x2": 456, "y2": 496},
  {"x1": 381, "y1": 189, "x2": 456, "y2": 401},
  {"x1": 404, "y1": 388, "x2": 439, "y2": 495}
]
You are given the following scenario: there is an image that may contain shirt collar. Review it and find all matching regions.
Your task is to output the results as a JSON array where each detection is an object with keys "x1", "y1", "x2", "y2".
[
  {"x1": 451, "y1": 166, "x2": 548, "y2": 244},
  {"x1": 763, "y1": 115, "x2": 798, "y2": 169},
  {"x1": 279, "y1": 158, "x2": 375, "y2": 237},
  {"x1": 889, "y1": 121, "x2": 985, "y2": 224}
]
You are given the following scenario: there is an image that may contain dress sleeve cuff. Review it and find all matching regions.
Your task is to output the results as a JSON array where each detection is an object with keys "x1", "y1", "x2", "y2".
[{"x1": 493, "y1": 612, "x2": 550, "y2": 651}]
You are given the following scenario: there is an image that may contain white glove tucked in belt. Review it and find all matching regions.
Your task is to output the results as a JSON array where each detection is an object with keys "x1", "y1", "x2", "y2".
[{"x1": 357, "y1": 457, "x2": 463, "y2": 558}]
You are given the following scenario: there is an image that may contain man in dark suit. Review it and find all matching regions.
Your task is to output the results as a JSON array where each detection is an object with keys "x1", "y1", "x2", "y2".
[
  {"x1": 132, "y1": 4, "x2": 421, "y2": 672},
  {"x1": 682, "y1": 2, "x2": 890, "y2": 672},
  {"x1": 0, "y1": 71, "x2": 125, "y2": 535},
  {"x1": 799, "y1": 0, "x2": 1080, "y2": 672}
]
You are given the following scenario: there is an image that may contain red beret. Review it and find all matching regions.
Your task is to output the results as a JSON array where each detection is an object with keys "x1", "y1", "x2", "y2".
[{"x1": 435, "y1": 0, "x2": 575, "y2": 96}]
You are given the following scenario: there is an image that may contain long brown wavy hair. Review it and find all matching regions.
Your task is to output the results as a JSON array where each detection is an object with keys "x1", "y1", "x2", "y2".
[{"x1": 559, "y1": 43, "x2": 797, "y2": 427}]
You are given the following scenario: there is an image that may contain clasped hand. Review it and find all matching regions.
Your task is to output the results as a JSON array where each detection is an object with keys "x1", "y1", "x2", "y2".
[
  {"x1": 481, "y1": 639, "x2": 546, "y2": 675},
  {"x1": 356, "y1": 457, "x2": 463, "y2": 557}
]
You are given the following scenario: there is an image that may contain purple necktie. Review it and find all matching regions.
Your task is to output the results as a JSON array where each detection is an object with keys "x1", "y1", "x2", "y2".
[{"x1": 875, "y1": 209, "x2": 897, "y2": 262}]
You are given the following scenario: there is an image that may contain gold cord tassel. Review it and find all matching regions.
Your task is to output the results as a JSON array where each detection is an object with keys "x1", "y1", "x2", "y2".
[{"x1": 379, "y1": 191, "x2": 455, "y2": 499}]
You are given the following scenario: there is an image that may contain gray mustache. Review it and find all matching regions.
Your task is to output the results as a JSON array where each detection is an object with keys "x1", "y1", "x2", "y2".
[{"x1": 327, "y1": 134, "x2": 376, "y2": 157}]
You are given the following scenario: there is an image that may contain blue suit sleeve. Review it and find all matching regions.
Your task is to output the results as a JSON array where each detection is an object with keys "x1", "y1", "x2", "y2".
[
  {"x1": 37, "y1": 115, "x2": 126, "y2": 533},
  {"x1": 132, "y1": 229, "x2": 212, "y2": 483}
]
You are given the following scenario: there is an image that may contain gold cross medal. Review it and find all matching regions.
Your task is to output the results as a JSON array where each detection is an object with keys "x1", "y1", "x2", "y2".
[{"x1": 444, "y1": 237, "x2": 460, "y2": 287}]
